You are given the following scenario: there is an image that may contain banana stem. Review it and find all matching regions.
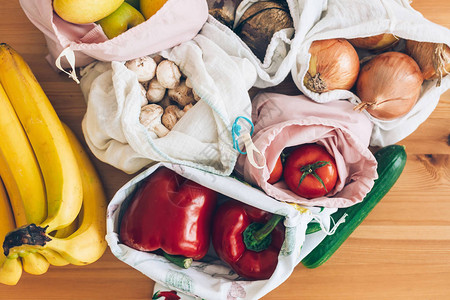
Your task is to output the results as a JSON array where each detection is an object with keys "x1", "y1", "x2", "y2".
[{"x1": 3, "y1": 224, "x2": 51, "y2": 257}]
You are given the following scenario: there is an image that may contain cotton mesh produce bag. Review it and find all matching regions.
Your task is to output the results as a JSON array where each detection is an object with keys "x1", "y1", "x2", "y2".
[
  {"x1": 235, "y1": 92, "x2": 378, "y2": 208},
  {"x1": 106, "y1": 162, "x2": 337, "y2": 300},
  {"x1": 291, "y1": 0, "x2": 450, "y2": 146},
  {"x1": 80, "y1": 23, "x2": 258, "y2": 175}
]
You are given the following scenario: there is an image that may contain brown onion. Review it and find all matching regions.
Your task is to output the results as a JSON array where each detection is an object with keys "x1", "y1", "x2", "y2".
[
  {"x1": 234, "y1": 0, "x2": 293, "y2": 61},
  {"x1": 304, "y1": 38, "x2": 360, "y2": 93},
  {"x1": 354, "y1": 52, "x2": 423, "y2": 120},
  {"x1": 348, "y1": 33, "x2": 399, "y2": 51},
  {"x1": 405, "y1": 40, "x2": 450, "y2": 87}
]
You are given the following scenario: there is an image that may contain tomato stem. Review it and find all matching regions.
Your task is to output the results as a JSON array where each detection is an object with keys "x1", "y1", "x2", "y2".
[{"x1": 298, "y1": 161, "x2": 330, "y2": 193}]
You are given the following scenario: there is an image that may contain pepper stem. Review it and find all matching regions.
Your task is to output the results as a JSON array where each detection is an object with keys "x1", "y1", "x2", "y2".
[
  {"x1": 298, "y1": 161, "x2": 330, "y2": 192},
  {"x1": 162, "y1": 252, "x2": 192, "y2": 269},
  {"x1": 243, "y1": 214, "x2": 284, "y2": 252}
]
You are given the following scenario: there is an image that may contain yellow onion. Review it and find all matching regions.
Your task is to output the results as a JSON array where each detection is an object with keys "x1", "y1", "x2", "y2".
[
  {"x1": 348, "y1": 33, "x2": 399, "y2": 51},
  {"x1": 304, "y1": 38, "x2": 360, "y2": 93},
  {"x1": 354, "y1": 52, "x2": 423, "y2": 120},
  {"x1": 405, "y1": 40, "x2": 450, "y2": 86}
]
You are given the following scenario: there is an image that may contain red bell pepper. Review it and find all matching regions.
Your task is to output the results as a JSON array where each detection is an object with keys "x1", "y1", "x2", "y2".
[
  {"x1": 152, "y1": 290, "x2": 180, "y2": 300},
  {"x1": 119, "y1": 167, "x2": 217, "y2": 268},
  {"x1": 212, "y1": 200, "x2": 285, "y2": 280}
]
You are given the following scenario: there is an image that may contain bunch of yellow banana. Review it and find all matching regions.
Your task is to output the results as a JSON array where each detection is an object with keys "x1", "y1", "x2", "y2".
[{"x1": 0, "y1": 43, "x2": 107, "y2": 285}]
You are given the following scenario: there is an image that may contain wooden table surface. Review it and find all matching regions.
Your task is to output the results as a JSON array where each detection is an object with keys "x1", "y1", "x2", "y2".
[{"x1": 0, "y1": 1, "x2": 449, "y2": 299}]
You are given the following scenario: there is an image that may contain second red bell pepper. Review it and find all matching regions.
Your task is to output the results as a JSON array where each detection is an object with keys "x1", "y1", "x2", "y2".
[
  {"x1": 119, "y1": 167, "x2": 217, "y2": 267},
  {"x1": 212, "y1": 200, "x2": 285, "y2": 280}
]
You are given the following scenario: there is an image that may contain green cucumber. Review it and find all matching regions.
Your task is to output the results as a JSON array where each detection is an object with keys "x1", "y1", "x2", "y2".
[
  {"x1": 301, "y1": 145, "x2": 407, "y2": 268},
  {"x1": 306, "y1": 221, "x2": 322, "y2": 235}
]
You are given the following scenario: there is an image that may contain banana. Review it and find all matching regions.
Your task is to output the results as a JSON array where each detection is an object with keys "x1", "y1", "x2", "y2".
[
  {"x1": 37, "y1": 249, "x2": 69, "y2": 267},
  {"x1": 0, "y1": 81, "x2": 47, "y2": 227},
  {"x1": 0, "y1": 81, "x2": 50, "y2": 275},
  {"x1": 3, "y1": 124, "x2": 107, "y2": 266},
  {"x1": 20, "y1": 252, "x2": 49, "y2": 275},
  {"x1": 52, "y1": 214, "x2": 80, "y2": 239},
  {"x1": 39, "y1": 215, "x2": 82, "y2": 267},
  {"x1": 0, "y1": 43, "x2": 83, "y2": 233},
  {"x1": 0, "y1": 178, "x2": 22, "y2": 285}
]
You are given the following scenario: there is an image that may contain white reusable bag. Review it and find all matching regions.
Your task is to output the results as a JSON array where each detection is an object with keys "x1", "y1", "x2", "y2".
[
  {"x1": 204, "y1": 0, "x2": 325, "y2": 88},
  {"x1": 106, "y1": 162, "x2": 337, "y2": 300},
  {"x1": 80, "y1": 23, "x2": 258, "y2": 175},
  {"x1": 292, "y1": 0, "x2": 450, "y2": 146}
]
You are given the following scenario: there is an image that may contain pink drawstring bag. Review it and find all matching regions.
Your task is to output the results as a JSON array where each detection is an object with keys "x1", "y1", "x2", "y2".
[
  {"x1": 235, "y1": 92, "x2": 378, "y2": 208},
  {"x1": 19, "y1": 0, "x2": 208, "y2": 81}
]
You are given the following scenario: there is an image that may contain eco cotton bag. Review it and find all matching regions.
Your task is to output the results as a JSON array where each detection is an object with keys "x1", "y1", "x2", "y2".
[
  {"x1": 80, "y1": 22, "x2": 258, "y2": 175},
  {"x1": 106, "y1": 162, "x2": 337, "y2": 300},
  {"x1": 292, "y1": 0, "x2": 450, "y2": 146},
  {"x1": 235, "y1": 92, "x2": 378, "y2": 208},
  {"x1": 19, "y1": 0, "x2": 208, "y2": 70},
  {"x1": 203, "y1": 0, "x2": 325, "y2": 88}
]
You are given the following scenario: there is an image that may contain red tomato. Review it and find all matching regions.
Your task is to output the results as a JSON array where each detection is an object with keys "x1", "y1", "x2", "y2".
[
  {"x1": 283, "y1": 144, "x2": 338, "y2": 198},
  {"x1": 267, "y1": 156, "x2": 283, "y2": 184}
]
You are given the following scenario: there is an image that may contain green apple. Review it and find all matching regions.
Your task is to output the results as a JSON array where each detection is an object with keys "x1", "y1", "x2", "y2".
[
  {"x1": 97, "y1": 2, "x2": 146, "y2": 39},
  {"x1": 125, "y1": 0, "x2": 141, "y2": 10},
  {"x1": 53, "y1": 0, "x2": 125, "y2": 24}
]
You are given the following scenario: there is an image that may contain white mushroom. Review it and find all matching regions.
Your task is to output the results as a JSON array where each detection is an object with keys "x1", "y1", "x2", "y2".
[
  {"x1": 139, "y1": 104, "x2": 169, "y2": 137},
  {"x1": 152, "y1": 54, "x2": 165, "y2": 65},
  {"x1": 185, "y1": 77, "x2": 193, "y2": 88},
  {"x1": 159, "y1": 95, "x2": 173, "y2": 109},
  {"x1": 161, "y1": 105, "x2": 185, "y2": 130},
  {"x1": 185, "y1": 78, "x2": 201, "y2": 101},
  {"x1": 183, "y1": 103, "x2": 194, "y2": 112},
  {"x1": 146, "y1": 78, "x2": 166, "y2": 103},
  {"x1": 138, "y1": 83, "x2": 149, "y2": 106},
  {"x1": 156, "y1": 60, "x2": 181, "y2": 89},
  {"x1": 167, "y1": 80, "x2": 195, "y2": 106},
  {"x1": 125, "y1": 56, "x2": 157, "y2": 82},
  {"x1": 192, "y1": 88, "x2": 201, "y2": 102}
]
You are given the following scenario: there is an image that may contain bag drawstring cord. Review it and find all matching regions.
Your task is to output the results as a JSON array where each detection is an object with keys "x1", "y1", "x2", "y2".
[
  {"x1": 232, "y1": 116, "x2": 266, "y2": 169},
  {"x1": 55, "y1": 47, "x2": 80, "y2": 84}
]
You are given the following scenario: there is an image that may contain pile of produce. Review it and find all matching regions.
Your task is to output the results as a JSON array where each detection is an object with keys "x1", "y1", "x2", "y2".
[
  {"x1": 124, "y1": 55, "x2": 200, "y2": 136},
  {"x1": 4, "y1": 0, "x2": 447, "y2": 297},
  {"x1": 53, "y1": 0, "x2": 167, "y2": 38},
  {"x1": 118, "y1": 142, "x2": 407, "y2": 279},
  {"x1": 304, "y1": 34, "x2": 450, "y2": 120},
  {"x1": 119, "y1": 167, "x2": 285, "y2": 280},
  {"x1": 0, "y1": 44, "x2": 107, "y2": 285}
]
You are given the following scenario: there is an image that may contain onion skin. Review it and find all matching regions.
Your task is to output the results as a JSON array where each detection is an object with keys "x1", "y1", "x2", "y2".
[
  {"x1": 405, "y1": 40, "x2": 450, "y2": 86},
  {"x1": 355, "y1": 52, "x2": 423, "y2": 120},
  {"x1": 304, "y1": 38, "x2": 360, "y2": 93},
  {"x1": 348, "y1": 33, "x2": 399, "y2": 51}
]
